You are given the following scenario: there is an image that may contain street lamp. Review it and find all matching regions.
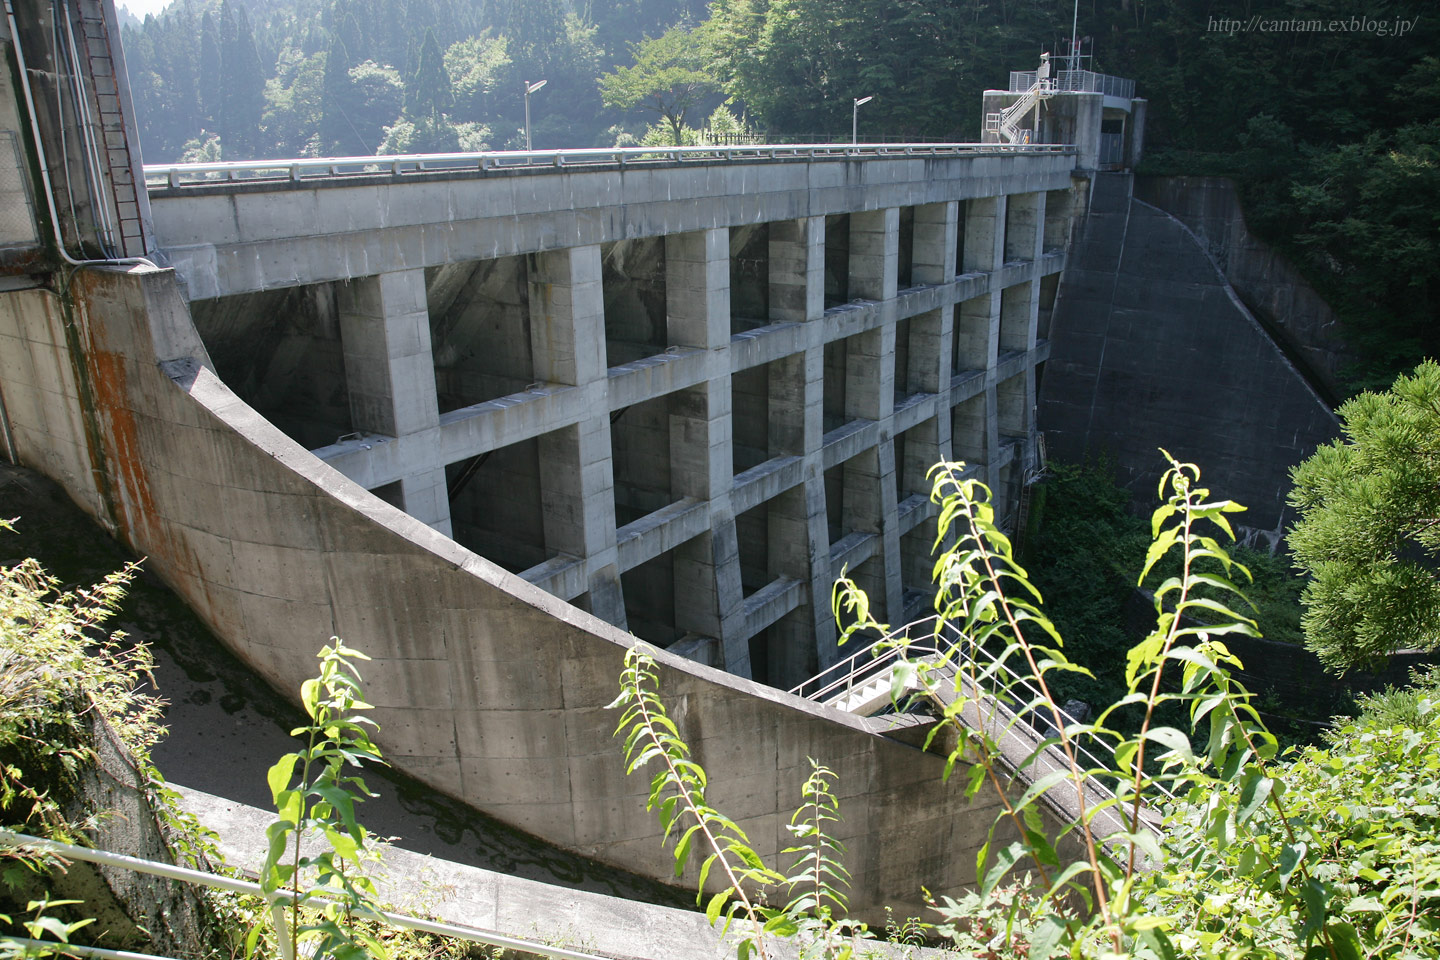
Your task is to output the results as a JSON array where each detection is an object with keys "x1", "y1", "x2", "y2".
[
  {"x1": 852, "y1": 96, "x2": 873, "y2": 145},
  {"x1": 524, "y1": 79, "x2": 547, "y2": 151}
]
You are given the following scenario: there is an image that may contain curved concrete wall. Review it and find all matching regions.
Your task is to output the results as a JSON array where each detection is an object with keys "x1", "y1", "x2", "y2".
[
  {"x1": 0, "y1": 264, "x2": 1022, "y2": 923},
  {"x1": 1134, "y1": 175, "x2": 1351, "y2": 403}
]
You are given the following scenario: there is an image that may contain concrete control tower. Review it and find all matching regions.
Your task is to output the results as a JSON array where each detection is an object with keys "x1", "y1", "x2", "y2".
[{"x1": 983, "y1": 59, "x2": 1146, "y2": 172}]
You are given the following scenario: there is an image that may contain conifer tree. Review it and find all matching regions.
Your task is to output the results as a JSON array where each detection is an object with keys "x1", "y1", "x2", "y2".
[
  {"x1": 405, "y1": 27, "x2": 453, "y2": 121},
  {"x1": 1288, "y1": 360, "x2": 1440, "y2": 671},
  {"x1": 198, "y1": 11, "x2": 222, "y2": 132},
  {"x1": 217, "y1": 0, "x2": 265, "y2": 158}
]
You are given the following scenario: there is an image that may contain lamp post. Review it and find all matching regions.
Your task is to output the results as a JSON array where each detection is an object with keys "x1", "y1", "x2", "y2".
[
  {"x1": 852, "y1": 96, "x2": 873, "y2": 145},
  {"x1": 524, "y1": 79, "x2": 547, "y2": 151}
]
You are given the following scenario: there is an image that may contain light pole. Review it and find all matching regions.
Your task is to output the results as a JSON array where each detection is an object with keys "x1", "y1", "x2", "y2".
[
  {"x1": 852, "y1": 96, "x2": 873, "y2": 145},
  {"x1": 524, "y1": 79, "x2": 547, "y2": 151}
]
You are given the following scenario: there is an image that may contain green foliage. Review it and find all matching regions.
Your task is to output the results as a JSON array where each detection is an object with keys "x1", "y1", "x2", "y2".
[
  {"x1": 608, "y1": 650, "x2": 876, "y2": 959},
  {"x1": 1024, "y1": 460, "x2": 1305, "y2": 725},
  {"x1": 1351, "y1": 664, "x2": 1440, "y2": 730},
  {"x1": 1287, "y1": 361, "x2": 1440, "y2": 672},
  {"x1": 597, "y1": 24, "x2": 719, "y2": 144},
  {"x1": 1152, "y1": 687, "x2": 1440, "y2": 958},
  {"x1": 1021, "y1": 460, "x2": 1153, "y2": 710},
  {"x1": 405, "y1": 29, "x2": 454, "y2": 123},
  {"x1": 0, "y1": 518, "x2": 158, "y2": 851},
  {"x1": 443, "y1": 33, "x2": 511, "y2": 121},
  {"x1": 0, "y1": 897, "x2": 94, "y2": 959},
  {"x1": 828, "y1": 454, "x2": 1373, "y2": 959},
  {"x1": 608, "y1": 648, "x2": 785, "y2": 957},
  {"x1": 780, "y1": 762, "x2": 869, "y2": 959},
  {"x1": 259, "y1": 640, "x2": 391, "y2": 960}
]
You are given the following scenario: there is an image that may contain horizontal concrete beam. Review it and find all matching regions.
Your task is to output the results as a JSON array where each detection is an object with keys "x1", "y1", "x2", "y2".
[{"x1": 153, "y1": 154, "x2": 1078, "y2": 300}]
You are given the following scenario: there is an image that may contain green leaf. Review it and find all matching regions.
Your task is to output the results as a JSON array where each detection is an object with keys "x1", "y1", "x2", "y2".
[
  {"x1": 1236, "y1": 770, "x2": 1273, "y2": 825},
  {"x1": 1278, "y1": 841, "x2": 1308, "y2": 888},
  {"x1": 266, "y1": 753, "x2": 300, "y2": 804},
  {"x1": 1027, "y1": 913, "x2": 1066, "y2": 959}
]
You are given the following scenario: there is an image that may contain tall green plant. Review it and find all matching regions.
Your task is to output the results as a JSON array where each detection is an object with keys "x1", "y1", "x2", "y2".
[
  {"x1": 257, "y1": 640, "x2": 391, "y2": 960},
  {"x1": 830, "y1": 454, "x2": 1378, "y2": 958},
  {"x1": 608, "y1": 651, "x2": 874, "y2": 959}
]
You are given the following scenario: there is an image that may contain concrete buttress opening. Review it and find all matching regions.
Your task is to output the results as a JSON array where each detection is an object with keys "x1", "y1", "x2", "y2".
[
  {"x1": 610, "y1": 394, "x2": 674, "y2": 527},
  {"x1": 620, "y1": 547, "x2": 679, "y2": 648},
  {"x1": 190, "y1": 285, "x2": 354, "y2": 450},
  {"x1": 896, "y1": 206, "x2": 915, "y2": 290},
  {"x1": 729, "y1": 223, "x2": 769, "y2": 334},
  {"x1": 731, "y1": 363, "x2": 769, "y2": 475},
  {"x1": 823, "y1": 213, "x2": 850, "y2": 307},
  {"x1": 1038, "y1": 273, "x2": 1059, "y2": 340},
  {"x1": 446, "y1": 435, "x2": 548, "y2": 573},
  {"x1": 951, "y1": 392, "x2": 988, "y2": 467},
  {"x1": 1000, "y1": 283, "x2": 1034, "y2": 358},
  {"x1": 953, "y1": 294, "x2": 991, "y2": 378},
  {"x1": 892, "y1": 317, "x2": 911, "y2": 404},
  {"x1": 602, "y1": 237, "x2": 668, "y2": 366},
  {"x1": 954, "y1": 204, "x2": 968, "y2": 276},
  {"x1": 427, "y1": 257, "x2": 534, "y2": 413}
]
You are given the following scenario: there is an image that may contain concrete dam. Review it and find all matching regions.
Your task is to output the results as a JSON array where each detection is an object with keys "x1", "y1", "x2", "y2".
[{"x1": 0, "y1": 0, "x2": 1336, "y2": 925}]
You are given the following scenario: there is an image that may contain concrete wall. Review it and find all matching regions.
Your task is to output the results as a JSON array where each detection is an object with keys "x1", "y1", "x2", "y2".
[
  {"x1": 1135, "y1": 175, "x2": 1351, "y2": 402},
  {"x1": 0, "y1": 265, "x2": 1050, "y2": 924},
  {"x1": 149, "y1": 153, "x2": 1076, "y2": 300},
  {"x1": 1039, "y1": 173, "x2": 1339, "y2": 546}
]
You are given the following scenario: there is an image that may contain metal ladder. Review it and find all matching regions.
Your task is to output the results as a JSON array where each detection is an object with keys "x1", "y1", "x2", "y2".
[{"x1": 73, "y1": 0, "x2": 146, "y2": 256}]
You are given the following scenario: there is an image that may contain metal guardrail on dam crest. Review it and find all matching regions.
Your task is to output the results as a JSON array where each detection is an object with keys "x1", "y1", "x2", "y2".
[{"x1": 144, "y1": 142, "x2": 1076, "y2": 189}]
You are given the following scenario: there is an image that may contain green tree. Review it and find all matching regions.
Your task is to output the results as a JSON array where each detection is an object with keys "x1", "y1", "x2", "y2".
[
  {"x1": 1288, "y1": 360, "x2": 1440, "y2": 672},
  {"x1": 318, "y1": 15, "x2": 363, "y2": 155},
  {"x1": 197, "y1": 12, "x2": 223, "y2": 132},
  {"x1": 262, "y1": 47, "x2": 326, "y2": 156},
  {"x1": 405, "y1": 28, "x2": 454, "y2": 123},
  {"x1": 347, "y1": 60, "x2": 405, "y2": 151},
  {"x1": 597, "y1": 23, "x2": 717, "y2": 144},
  {"x1": 443, "y1": 33, "x2": 511, "y2": 121},
  {"x1": 217, "y1": 0, "x2": 265, "y2": 159}
]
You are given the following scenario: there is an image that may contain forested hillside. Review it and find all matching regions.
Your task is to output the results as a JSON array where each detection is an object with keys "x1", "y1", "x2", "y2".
[{"x1": 122, "y1": 0, "x2": 1436, "y2": 387}]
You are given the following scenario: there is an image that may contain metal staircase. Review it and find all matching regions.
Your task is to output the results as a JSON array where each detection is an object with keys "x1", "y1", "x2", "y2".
[
  {"x1": 791, "y1": 627, "x2": 1170, "y2": 834},
  {"x1": 985, "y1": 74, "x2": 1054, "y2": 145}
]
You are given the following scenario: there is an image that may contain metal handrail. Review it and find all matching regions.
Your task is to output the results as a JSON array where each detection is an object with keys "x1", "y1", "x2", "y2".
[
  {"x1": 143, "y1": 142, "x2": 1076, "y2": 189},
  {"x1": 791, "y1": 626, "x2": 1173, "y2": 801},
  {"x1": 1008, "y1": 70, "x2": 1136, "y2": 100},
  {"x1": 0, "y1": 830, "x2": 610, "y2": 960}
]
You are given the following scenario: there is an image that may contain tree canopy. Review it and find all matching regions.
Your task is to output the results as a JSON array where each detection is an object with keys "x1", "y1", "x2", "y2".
[
  {"x1": 1287, "y1": 360, "x2": 1440, "y2": 672},
  {"x1": 597, "y1": 24, "x2": 717, "y2": 143}
]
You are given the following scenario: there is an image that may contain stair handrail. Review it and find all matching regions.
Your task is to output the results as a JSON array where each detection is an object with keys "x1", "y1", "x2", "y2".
[{"x1": 791, "y1": 622, "x2": 1172, "y2": 801}]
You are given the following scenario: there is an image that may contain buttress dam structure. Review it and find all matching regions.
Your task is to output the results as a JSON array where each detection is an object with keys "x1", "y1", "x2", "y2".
[{"x1": 0, "y1": 0, "x2": 1335, "y2": 924}]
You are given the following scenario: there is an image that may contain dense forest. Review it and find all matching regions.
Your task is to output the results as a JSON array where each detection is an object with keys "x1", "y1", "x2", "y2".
[{"x1": 121, "y1": 0, "x2": 1437, "y2": 387}]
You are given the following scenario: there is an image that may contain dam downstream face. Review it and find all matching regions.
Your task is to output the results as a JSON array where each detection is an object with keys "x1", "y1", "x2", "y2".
[{"x1": 0, "y1": 461, "x2": 691, "y2": 908}]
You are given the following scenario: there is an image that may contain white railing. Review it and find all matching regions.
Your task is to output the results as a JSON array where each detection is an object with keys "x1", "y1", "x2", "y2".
[
  {"x1": 0, "y1": 830, "x2": 610, "y2": 960},
  {"x1": 1008, "y1": 70, "x2": 1136, "y2": 100},
  {"x1": 143, "y1": 142, "x2": 1075, "y2": 189},
  {"x1": 791, "y1": 628, "x2": 1173, "y2": 802}
]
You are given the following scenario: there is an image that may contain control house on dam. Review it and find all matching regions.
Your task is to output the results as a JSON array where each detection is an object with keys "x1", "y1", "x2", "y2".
[{"x1": 153, "y1": 150, "x2": 1078, "y2": 690}]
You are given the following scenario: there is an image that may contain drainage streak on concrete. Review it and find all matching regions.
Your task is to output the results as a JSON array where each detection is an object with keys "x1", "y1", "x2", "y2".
[{"x1": 0, "y1": 461, "x2": 691, "y2": 909}]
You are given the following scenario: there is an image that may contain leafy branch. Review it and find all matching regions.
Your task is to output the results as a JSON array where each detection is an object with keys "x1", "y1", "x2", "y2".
[{"x1": 258, "y1": 640, "x2": 391, "y2": 960}]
